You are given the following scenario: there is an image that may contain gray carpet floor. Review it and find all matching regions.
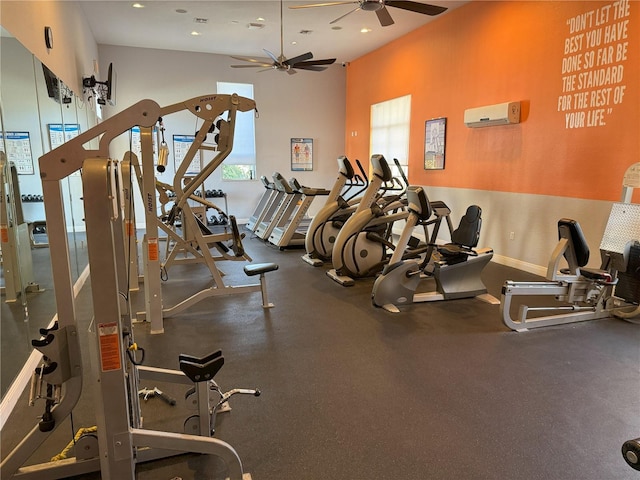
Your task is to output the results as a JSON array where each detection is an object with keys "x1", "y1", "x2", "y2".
[{"x1": 2, "y1": 232, "x2": 639, "y2": 480}]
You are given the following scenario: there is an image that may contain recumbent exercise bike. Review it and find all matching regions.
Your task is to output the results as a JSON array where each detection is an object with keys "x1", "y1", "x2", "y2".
[{"x1": 372, "y1": 185, "x2": 499, "y2": 312}]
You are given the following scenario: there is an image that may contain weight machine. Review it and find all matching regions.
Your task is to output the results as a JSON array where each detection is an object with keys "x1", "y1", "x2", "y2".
[
  {"x1": 619, "y1": 169, "x2": 640, "y2": 475},
  {"x1": 372, "y1": 185, "x2": 499, "y2": 312},
  {"x1": 0, "y1": 153, "x2": 42, "y2": 302},
  {"x1": 0, "y1": 98, "x2": 260, "y2": 479},
  {"x1": 126, "y1": 94, "x2": 277, "y2": 333},
  {"x1": 500, "y1": 163, "x2": 640, "y2": 331}
]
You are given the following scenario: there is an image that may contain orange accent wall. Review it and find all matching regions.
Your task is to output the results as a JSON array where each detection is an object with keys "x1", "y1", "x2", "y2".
[{"x1": 345, "y1": 1, "x2": 639, "y2": 202}]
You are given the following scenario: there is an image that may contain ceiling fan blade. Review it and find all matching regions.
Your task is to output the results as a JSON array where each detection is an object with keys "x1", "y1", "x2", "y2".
[
  {"x1": 376, "y1": 6, "x2": 394, "y2": 26},
  {"x1": 231, "y1": 63, "x2": 273, "y2": 68},
  {"x1": 385, "y1": 1, "x2": 448, "y2": 16},
  {"x1": 293, "y1": 58, "x2": 337, "y2": 67},
  {"x1": 289, "y1": 1, "x2": 357, "y2": 9},
  {"x1": 230, "y1": 55, "x2": 274, "y2": 64},
  {"x1": 330, "y1": 6, "x2": 361, "y2": 24},
  {"x1": 293, "y1": 64, "x2": 330, "y2": 72},
  {"x1": 263, "y1": 49, "x2": 280, "y2": 64},
  {"x1": 284, "y1": 52, "x2": 314, "y2": 65}
]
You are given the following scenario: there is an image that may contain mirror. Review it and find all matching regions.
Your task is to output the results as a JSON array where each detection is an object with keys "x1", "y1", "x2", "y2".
[{"x1": 0, "y1": 29, "x2": 95, "y2": 398}]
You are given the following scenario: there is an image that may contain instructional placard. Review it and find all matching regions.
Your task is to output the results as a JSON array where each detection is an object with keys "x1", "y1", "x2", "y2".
[
  {"x1": 173, "y1": 134, "x2": 201, "y2": 174},
  {"x1": 0, "y1": 131, "x2": 34, "y2": 174},
  {"x1": 1, "y1": 225, "x2": 8, "y2": 244},
  {"x1": 147, "y1": 237, "x2": 159, "y2": 262},
  {"x1": 48, "y1": 124, "x2": 80, "y2": 149},
  {"x1": 98, "y1": 322, "x2": 121, "y2": 372}
]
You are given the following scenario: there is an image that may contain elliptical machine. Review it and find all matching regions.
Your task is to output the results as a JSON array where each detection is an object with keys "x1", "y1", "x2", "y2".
[
  {"x1": 326, "y1": 154, "x2": 410, "y2": 286},
  {"x1": 372, "y1": 185, "x2": 499, "y2": 312},
  {"x1": 302, "y1": 156, "x2": 369, "y2": 266}
]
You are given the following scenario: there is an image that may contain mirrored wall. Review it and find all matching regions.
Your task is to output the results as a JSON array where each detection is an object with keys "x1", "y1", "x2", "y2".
[{"x1": 1, "y1": 30, "x2": 98, "y2": 397}]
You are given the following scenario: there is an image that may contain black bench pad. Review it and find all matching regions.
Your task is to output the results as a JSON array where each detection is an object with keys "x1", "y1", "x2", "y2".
[{"x1": 244, "y1": 263, "x2": 279, "y2": 276}]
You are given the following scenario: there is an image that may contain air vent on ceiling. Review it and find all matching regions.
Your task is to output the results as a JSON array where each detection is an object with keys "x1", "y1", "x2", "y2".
[
  {"x1": 194, "y1": 17, "x2": 209, "y2": 24},
  {"x1": 247, "y1": 22, "x2": 265, "y2": 29}
]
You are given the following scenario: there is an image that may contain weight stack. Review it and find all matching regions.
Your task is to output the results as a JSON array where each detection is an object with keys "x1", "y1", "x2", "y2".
[{"x1": 616, "y1": 242, "x2": 640, "y2": 303}]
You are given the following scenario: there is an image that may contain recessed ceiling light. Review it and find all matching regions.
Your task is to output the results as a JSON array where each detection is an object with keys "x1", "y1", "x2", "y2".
[
  {"x1": 291, "y1": 41, "x2": 298, "y2": 45},
  {"x1": 175, "y1": 8, "x2": 187, "y2": 14},
  {"x1": 132, "y1": 3, "x2": 144, "y2": 8},
  {"x1": 360, "y1": 27, "x2": 372, "y2": 33},
  {"x1": 190, "y1": 31, "x2": 201, "y2": 36},
  {"x1": 256, "y1": 17, "x2": 265, "y2": 22}
]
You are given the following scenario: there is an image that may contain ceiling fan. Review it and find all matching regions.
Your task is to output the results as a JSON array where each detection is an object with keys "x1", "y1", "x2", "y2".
[
  {"x1": 230, "y1": 0, "x2": 336, "y2": 74},
  {"x1": 289, "y1": 0, "x2": 447, "y2": 27}
]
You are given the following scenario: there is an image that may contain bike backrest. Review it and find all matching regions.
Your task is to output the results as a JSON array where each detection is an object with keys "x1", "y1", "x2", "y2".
[{"x1": 451, "y1": 205, "x2": 482, "y2": 248}]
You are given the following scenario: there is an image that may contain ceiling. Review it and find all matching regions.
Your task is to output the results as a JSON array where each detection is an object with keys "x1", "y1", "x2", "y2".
[{"x1": 78, "y1": 1, "x2": 466, "y2": 66}]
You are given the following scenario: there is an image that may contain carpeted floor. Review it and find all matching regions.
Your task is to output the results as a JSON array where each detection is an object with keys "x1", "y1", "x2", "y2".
[{"x1": 2, "y1": 232, "x2": 639, "y2": 480}]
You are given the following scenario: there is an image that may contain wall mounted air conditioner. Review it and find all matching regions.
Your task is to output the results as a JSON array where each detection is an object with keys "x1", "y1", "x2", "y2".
[{"x1": 464, "y1": 101, "x2": 521, "y2": 128}]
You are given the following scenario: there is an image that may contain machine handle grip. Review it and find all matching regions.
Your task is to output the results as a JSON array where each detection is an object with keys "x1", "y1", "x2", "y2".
[
  {"x1": 154, "y1": 388, "x2": 177, "y2": 406},
  {"x1": 215, "y1": 387, "x2": 261, "y2": 409}
]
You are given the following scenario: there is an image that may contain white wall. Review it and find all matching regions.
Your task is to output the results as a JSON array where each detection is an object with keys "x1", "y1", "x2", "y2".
[
  {"x1": 98, "y1": 44, "x2": 347, "y2": 223},
  {"x1": 422, "y1": 186, "x2": 615, "y2": 273},
  {"x1": 1, "y1": 37, "x2": 91, "y2": 230},
  {"x1": 1, "y1": 0, "x2": 101, "y2": 231},
  {"x1": 0, "y1": 1, "x2": 99, "y2": 95}
]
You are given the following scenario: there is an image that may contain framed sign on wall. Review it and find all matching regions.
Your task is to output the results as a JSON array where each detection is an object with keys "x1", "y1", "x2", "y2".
[
  {"x1": 424, "y1": 118, "x2": 446, "y2": 170},
  {"x1": 0, "y1": 131, "x2": 34, "y2": 174},
  {"x1": 291, "y1": 138, "x2": 313, "y2": 171}
]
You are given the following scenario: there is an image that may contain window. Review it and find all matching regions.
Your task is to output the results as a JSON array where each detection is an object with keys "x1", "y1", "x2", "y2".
[
  {"x1": 216, "y1": 82, "x2": 256, "y2": 180},
  {"x1": 369, "y1": 95, "x2": 411, "y2": 179}
]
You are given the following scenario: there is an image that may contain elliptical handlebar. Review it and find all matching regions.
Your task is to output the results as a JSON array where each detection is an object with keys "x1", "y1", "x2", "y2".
[
  {"x1": 375, "y1": 158, "x2": 409, "y2": 199},
  {"x1": 393, "y1": 158, "x2": 409, "y2": 186},
  {"x1": 343, "y1": 158, "x2": 370, "y2": 202}
]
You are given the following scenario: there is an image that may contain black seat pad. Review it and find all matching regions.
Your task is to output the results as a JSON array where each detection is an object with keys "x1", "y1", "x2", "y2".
[{"x1": 558, "y1": 218, "x2": 589, "y2": 267}]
